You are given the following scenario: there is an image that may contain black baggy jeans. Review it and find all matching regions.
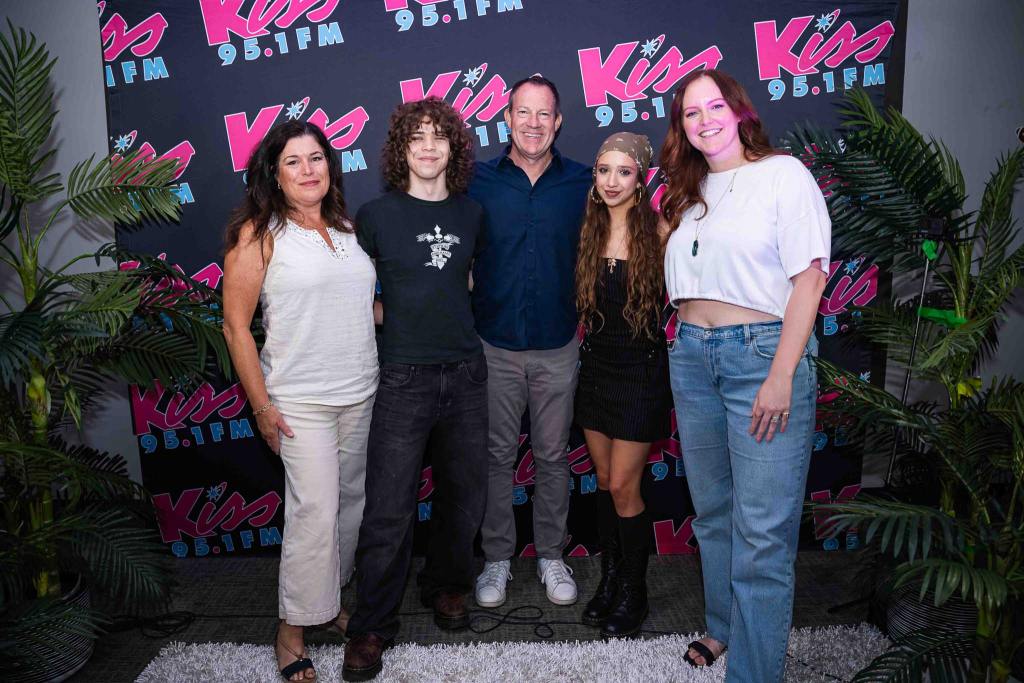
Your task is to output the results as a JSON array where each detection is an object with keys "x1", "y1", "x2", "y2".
[{"x1": 346, "y1": 354, "x2": 489, "y2": 640}]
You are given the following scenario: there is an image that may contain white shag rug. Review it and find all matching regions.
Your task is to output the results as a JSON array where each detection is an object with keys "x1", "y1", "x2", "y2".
[{"x1": 136, "y1": 625, "x2": 889, "y2": 682}]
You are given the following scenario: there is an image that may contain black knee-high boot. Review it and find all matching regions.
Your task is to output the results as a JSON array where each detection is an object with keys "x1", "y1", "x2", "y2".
[
  {"x1": 582, "y1": 489, "x2": 620, "y2": 626},
  {"x1": 601, "y1": 508, "x2": 650, "y2": 637}
]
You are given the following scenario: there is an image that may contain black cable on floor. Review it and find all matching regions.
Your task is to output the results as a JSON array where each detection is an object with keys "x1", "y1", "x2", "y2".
[{"x1": 469, "y1": 605, "x2": 562, "y2": 639}]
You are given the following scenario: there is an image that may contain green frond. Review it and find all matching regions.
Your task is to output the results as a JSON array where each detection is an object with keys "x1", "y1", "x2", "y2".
[
  {"x1": 800, "y1": 89, "x2": 970, "y2": 272},
  {"x1": 0, "y1": 309, "x2": 42, "y2": 386},
  {"x1": 65, "y1": 150, "x2": 181, "y2": 224},
  {"x1": 101, "y1": 244, "x2": 232, "y2": 378},
  {"x1": 1, "y1": 183, "x2": 21, "y2": 242},
  {"x1": 0, "y1": 21, "x2": 60, "y2": 202},
  {"x1": 935, "y1": 140, "x2": 966, "y2": 204},
  {"x1": 816, "y1": 359, "x2": 934, "y2": 435},
  {"x1": 916, "y1": 314, "x2": 997, "y2": 371},
  {"x1": 972, "y1": 148, "x2": 1024, "y2": 307},
  {"x1": 47, "y1": 271, "x2": 141, "y2": 339},
  {"x1": 68, "y1": 506, "x2": 172, "y2": 610},
  {"x1": 851, "y1": 629, "x2": 971, "y2": 683},
  {"x1": 853, "y1": 303, "x2": 948, "y2": 374},
  {"x1": 0, "y1": 440, "x2": 144, "y2": 504},
  {"x1": 816, "y1": 498, "x2": 964, "y2": 562},
  {"x1": 970, "y1": 238, "x2": 1024, "y2": 323},
  {"x1": 896, "y1": 558, "x2": 1009, "y2": 610},
  {"x1": 835, "y1": 88, "x2": 888, "y2": 132},
  {"x1": 985, "y1": 378, "x2": 1024, "y2": 433},
  {"x1": 89, "y1": 329, "x2": 205, "y2": 387}
]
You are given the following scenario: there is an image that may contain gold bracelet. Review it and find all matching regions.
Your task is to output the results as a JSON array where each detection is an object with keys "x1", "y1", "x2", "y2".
[{"x1": 252, "y1": 401, "x2": 274, "y2": 416}]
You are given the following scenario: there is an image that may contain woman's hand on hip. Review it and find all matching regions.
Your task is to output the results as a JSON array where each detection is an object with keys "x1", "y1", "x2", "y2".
[
  {"x1": 750, "y1": 372, "x2": 792, "y2": 443},
  {"x1": 257, "y1": 406, "x2": 294, "y2": 454}
]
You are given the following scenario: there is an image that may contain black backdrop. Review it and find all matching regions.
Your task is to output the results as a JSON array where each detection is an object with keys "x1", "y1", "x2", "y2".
[{"x1": 100, "y1": 0, "x2": 900, "y2": 559}]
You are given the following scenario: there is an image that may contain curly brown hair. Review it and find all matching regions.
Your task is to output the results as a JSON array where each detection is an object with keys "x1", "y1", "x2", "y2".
[
  {"x1": 576, "y1": 183, "x2": 664, "y2": 341},
  {"x1": 381, "y1": 97, "x2": 474, "y2": 193},
  {"x1": 659, "y1": 69, "x2": 777, "y2": 229}
]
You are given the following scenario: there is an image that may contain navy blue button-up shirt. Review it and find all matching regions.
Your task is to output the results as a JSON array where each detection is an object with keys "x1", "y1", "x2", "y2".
[{"x1": 469, "y1": 146, "x2": 592, "y2": 351}]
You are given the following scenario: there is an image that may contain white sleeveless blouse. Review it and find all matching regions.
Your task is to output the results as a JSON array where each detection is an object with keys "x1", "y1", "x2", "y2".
[{"x1": 259, "y1": 219, "x2": 378, "y2": 405}]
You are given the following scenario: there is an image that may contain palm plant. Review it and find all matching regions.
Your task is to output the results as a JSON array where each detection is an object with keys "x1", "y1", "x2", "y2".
[
  {"x1": 782, "y1": 89, "x2": 1023, "y2": 682},
  {"x1": 0, "y1": 22, "x2": 230, "y2": 677}
]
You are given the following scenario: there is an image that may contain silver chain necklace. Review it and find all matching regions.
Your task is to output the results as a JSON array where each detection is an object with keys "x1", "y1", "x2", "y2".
[{"x1": 692, "y1": 171, "x2": 738, "y2": 257}]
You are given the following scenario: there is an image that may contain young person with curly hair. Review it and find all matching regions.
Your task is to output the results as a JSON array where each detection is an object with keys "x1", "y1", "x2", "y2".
[
  {"x1": 660, "y1": 69, "x2": 830, "y2": 681},
  {"x1": 573, "y1": 132, "x2": 671, "y2": 638},
  {"x1": 341, "y1": 97, "x2": 487, "y2": 682}
]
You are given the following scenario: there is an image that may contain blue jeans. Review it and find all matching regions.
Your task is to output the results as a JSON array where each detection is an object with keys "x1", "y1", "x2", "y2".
[
  {"x1": 346, "y1": 354, "x2": 489, "y2": 641},
  {"x1": 668, "y1": 320, "x2": 817, "y2": 683}
]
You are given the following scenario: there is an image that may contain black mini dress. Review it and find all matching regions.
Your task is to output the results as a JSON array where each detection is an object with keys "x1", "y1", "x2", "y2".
[{"x1": 574, "y1": 259, "x2": 672, "y2": 442}]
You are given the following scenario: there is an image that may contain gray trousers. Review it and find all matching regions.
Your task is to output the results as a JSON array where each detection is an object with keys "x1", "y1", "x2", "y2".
[{"x1": 480, "y1": 337, "x2": 579, "y2": 561}]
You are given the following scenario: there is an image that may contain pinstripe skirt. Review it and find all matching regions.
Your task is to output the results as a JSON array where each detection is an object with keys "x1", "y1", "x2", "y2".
[{"x1": 573, "y1": 340, "x2": 672, "y2": 443}]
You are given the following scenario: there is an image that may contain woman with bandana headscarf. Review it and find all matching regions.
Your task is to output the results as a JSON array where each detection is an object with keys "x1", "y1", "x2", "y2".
[{"x1": 574, "y1": 132, "x2": 672, "y2": 638}]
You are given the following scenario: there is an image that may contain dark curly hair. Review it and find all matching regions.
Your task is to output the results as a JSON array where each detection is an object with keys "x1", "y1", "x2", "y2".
[
  {"x1": 224, "y1": 120, "x2": 351, "y2": 253},
  {"x1": 381, "y1": 97, "x2": 474, "y2": 194}
]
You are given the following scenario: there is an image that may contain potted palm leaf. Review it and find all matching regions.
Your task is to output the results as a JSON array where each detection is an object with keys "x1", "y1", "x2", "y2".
[
  {"x1": 0, "y1": 22, "x2": 230, "y2": 681},
  {"x1": 782, "y1": 90, "x2": 1023, "y2": 682}
]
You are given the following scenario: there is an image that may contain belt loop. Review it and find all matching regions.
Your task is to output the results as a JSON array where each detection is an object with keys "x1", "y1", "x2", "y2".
[{"x1": 743, "y1": 324, "x2": 751, "y2": 345}]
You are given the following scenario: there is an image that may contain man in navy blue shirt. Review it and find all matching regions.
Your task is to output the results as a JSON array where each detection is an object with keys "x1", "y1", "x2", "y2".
[{"x1": 469, "y1": 75, "x2": 592, "y2": 609}]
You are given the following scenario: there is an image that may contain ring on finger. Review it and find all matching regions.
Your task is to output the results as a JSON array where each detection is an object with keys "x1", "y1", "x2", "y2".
[
  {"x1": 782, "y1": 410, "x2": 791, "y2": 417},
  {"x1": 769, "y1": 415, "x2": 780, "y2": 424}
]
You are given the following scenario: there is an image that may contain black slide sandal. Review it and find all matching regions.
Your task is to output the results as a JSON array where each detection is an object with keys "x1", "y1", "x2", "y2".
[
  {"x1": 277, "y1": 635, "x2": 316, "y2": 681},
  {"x1": 683, "y1": 640, "x2": 721, "y2": 667}
]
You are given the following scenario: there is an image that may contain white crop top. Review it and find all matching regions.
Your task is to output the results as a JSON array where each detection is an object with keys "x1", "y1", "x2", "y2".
[
  {"x1": 664, "y1": 154, "x2": 831, "y2": 319},
  {"x1": 259, "y1": 220, "x2": 378, "y2": 406}
]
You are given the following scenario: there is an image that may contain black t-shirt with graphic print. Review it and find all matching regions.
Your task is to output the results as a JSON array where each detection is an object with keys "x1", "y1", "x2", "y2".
[{"x1": 356, "y1": 190, "x2": 484, "y2": 364}]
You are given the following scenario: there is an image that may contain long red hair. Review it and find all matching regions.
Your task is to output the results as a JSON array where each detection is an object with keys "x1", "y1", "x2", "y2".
[{"x1": 659, "y1": 69, "x2": 777, "y2": 228}]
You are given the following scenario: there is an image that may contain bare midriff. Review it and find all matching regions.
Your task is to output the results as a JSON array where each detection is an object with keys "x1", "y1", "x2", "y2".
[{"x1": 675, "y1": 299, "x2": 780, "y2": 328}]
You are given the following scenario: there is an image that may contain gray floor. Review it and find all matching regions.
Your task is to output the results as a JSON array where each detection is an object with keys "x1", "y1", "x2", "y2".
[{"x1": 72, "y1": 551, "x2": 868, "y2": 682}]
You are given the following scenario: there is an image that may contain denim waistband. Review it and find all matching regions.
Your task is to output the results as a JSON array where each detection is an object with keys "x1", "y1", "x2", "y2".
[
  {"x1": 675, "y1": 319, "x2": 783, "y2": 342},
  {"x1": 381, "y1": 353, "x2": 484, "y2": 370}
]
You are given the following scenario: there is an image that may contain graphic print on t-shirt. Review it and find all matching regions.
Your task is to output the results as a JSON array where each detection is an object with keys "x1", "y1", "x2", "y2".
[{"x1": 416, "y1": 224, "x2": 462, "y2": 270}]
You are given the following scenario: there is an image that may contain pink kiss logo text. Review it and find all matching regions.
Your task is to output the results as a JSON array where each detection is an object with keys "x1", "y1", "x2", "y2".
[
  {"x1": 100, "y1": 2, "x2": 169, "y2": 88},
  {"x1": 577, "y1": 34, "x2": 722, "y2": 130},
  {"x1": 155, "y1": 481, "x2": 283, "y2": 557},
  {"x1": 198, "y1": 0, "x2": 344, "y2": 67},
  {"x1": 224, "y1": 96, "x2": 369, "y2": 174},
  {"x1": 400, "y1": 63, "x2": 510, "y2": 148},
  {"x1": 385, "y1": 0, "x2": 523, "y2": 33},
  {"x1": 111, "y1": 130, "x2": 197, "y2": 205},
  {"x1": 754, "y1": 8, "x2": 893, "y2": 101}
]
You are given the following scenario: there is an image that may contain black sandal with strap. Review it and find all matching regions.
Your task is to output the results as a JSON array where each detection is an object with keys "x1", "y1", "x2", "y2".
[
  {"x1": 683, "y1": 639, "x2": 724, "y2": 667},
  {"x1": 277, "y1": 635, "x2": 316, "y2": 681}
]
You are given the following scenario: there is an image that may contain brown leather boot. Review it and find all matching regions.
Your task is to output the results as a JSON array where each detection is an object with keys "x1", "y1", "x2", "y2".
[
  {"x1": 423, "y1": 591, "x2": 469, "y2": 630},
  {"x1": 342, "y1": 633, "x2": 390, "y2": 682}
]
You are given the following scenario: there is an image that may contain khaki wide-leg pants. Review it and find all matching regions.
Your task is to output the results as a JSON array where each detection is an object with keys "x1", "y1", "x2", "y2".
[{"x1": 275, "y1": 395, "x2": 374, "y2": 625}]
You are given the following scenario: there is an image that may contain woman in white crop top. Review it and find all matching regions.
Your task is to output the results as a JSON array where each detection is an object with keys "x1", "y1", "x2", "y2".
[
  {"x1": 659, "y1": 69, "x2": 830, "y2": 682},
  {"x1": 223, "y1": 121, "x2": 377, "y2": 682}
]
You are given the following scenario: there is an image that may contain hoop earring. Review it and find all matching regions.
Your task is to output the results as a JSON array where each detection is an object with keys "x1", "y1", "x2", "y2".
[
  {"x1": 590, "y1": 186, "x2": 603, "y2": 204},
  {"x1": 634, "y1": 184, "x2": 644, "y2": 206}
]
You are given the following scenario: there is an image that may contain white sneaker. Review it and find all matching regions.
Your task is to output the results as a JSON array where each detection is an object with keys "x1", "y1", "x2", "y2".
[
  {"x1": 475, "y1": 560, "x2": 512, "y2": 608},
  {"x1": 537, "y1": 558, "x2": 577, "y2": 605}
]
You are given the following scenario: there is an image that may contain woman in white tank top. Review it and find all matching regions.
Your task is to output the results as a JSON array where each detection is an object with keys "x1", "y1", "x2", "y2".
[
  {"x1": 223, "y1": 121, "x2": 377, "y2": 682},
  {"x1": 659, "y1": 69, "x2": 830, "y2": 682}
]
